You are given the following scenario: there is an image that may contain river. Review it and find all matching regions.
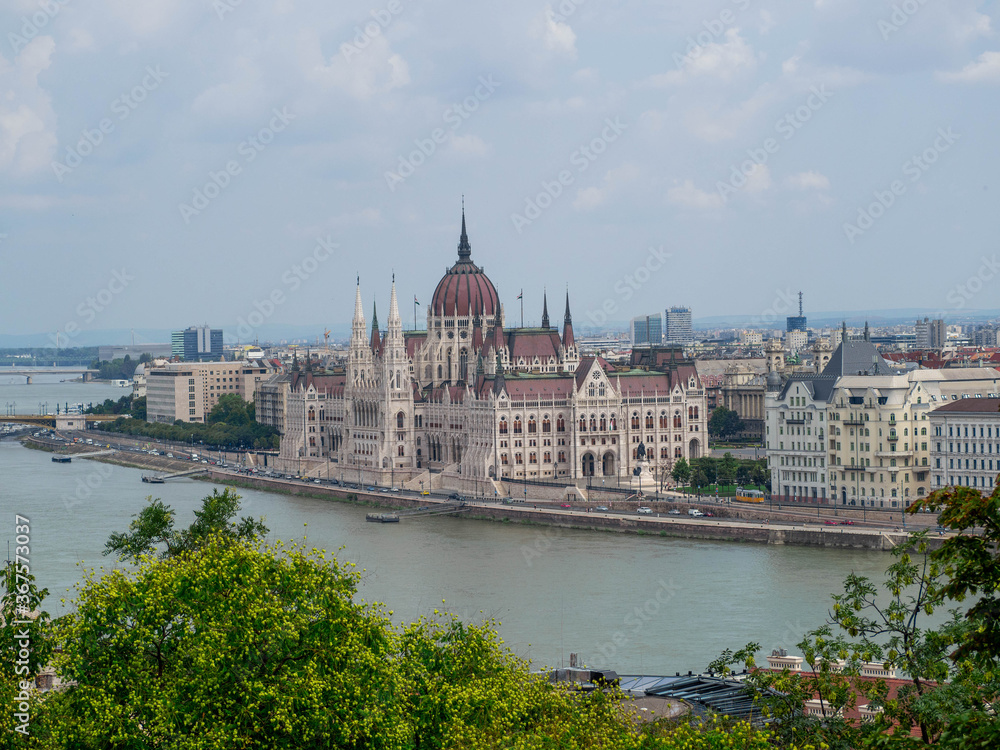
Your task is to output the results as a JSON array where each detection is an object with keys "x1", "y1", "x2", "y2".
[
  {"x1": 0, "y1": 436, "x2": 896, "y2": 675},
  {"x1": 0, "y1": 369, "x2": 127, "y2": 415}
]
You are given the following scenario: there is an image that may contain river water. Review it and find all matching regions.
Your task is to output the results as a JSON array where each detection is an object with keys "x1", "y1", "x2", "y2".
[
  {"x1": 0, "y1": 370, "x2": 127, "y2": 416},
  {"x1": 1, "y1": 434, "x2": 898, "y2": 675}
]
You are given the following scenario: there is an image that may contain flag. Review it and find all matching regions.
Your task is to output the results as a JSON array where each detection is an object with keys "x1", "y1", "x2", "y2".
[
  {"x1": 414, "y1": 296, "x2": 420, "y2": 305},
  {"x1": 516, "y1": 291, "x2": 522, "y2": 300}
]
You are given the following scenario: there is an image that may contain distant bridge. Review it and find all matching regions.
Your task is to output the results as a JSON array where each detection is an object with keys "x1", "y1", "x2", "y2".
[
  {"x1": 0, "y1": 415, "x2": 120, "y2": 427},
  {"x1": 1, "y1": 367, "x2": 101, "y2": 383}
]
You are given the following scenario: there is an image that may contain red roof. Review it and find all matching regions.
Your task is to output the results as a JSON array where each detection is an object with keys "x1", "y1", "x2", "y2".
[
  {"x1": 507, "y1": 330, "x2": 562, "y2": 361},
  {"x1": 431, "y1": 261, "x2": 499, "y2": 317}
]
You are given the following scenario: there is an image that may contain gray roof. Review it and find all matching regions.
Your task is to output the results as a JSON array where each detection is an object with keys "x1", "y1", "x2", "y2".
[{"x1": 820, "y1": 339, "x2": 898, "y2": 378}]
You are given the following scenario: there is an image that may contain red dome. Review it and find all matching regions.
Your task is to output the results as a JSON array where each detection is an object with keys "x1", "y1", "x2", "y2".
[{"x1": 430, "y1": 211, "x2": 499, "y2": 318}]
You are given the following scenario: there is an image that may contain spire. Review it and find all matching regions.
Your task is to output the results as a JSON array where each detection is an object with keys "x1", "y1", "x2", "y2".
[
  {"x1": 370, "y1": 301, "x2": 382, "y2": 353},
  {"x1": 493, "y1": 349, "x2": 506, "y2": 395},
  {"x1": 458, "y1": 197, "x2": 471, "y2": 261},
  {"x1": 541, "y1": 289, "x2": 550, "y2": 329},
  {"x1": 864, "y1": 321, "x2": 870, "y2": 341},
  {"x1": 388, "y1": 277, "x2": 401, "y2": 327},
  {"x1": 491, "y1": 300, "x2": 505, "y2": 350},
  {"x1": 562, "y1": 289, "x2": 575, "y2": 349},
  {"x1": 472, "y1": 302, "x2": 484, "y2": 351}
]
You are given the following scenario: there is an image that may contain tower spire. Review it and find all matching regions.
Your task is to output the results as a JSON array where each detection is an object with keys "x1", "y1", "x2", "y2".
[
  {"x1": 458, "y1": 197, "x2": 471, "y2": 261},
  {"x1": 541, "y1": 289, "x2": 550, "y2": 329},
  {"x1": 562, "y1": 289, "x2": 575, "y2": 349}
]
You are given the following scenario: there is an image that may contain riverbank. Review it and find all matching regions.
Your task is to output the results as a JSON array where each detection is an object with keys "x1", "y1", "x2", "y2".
[{"x1": 28, "y1": 435, "x2": 934, "y2": 552}]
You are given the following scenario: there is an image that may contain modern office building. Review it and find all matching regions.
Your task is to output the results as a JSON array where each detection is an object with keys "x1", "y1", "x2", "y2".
[
  {"x1": 172, "y1": 326, "x2": 224, "y2": 361},
  {"x1": 630, "y1": 314, "x2": 662, "y2": 348},
  {"x1": 915, "y1": 318, "x2": 945, "y2": 350},
  {"x1": 146, "y1": 360, "x2": 269, "y2": 424},
  {"x1": 786, "y1": 292, "x2": 807, "y2": 332},
  {"x1": 664, "y1": 307, "x2": 694, "y2": 345}
]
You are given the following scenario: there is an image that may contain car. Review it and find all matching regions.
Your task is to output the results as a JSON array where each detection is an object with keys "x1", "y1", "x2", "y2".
[
  {"x1": 420, "y1": 490, "x2": 430, "y2": 496},
  {"x1": 449, "y1": 492, "x2": 463, "y2": 500},
  {"x1": 839, "y1": 520, "x2": 855, "y2": 526},
  {"x1": 201, "y1": 460, "x2": 208, "y2": 464},
  {"x1": 390, "y1": 487, "x2": 400, "y2": 492},
  {"x1": 668, "y1": 509, "x2": 681, "y2": 515},
  {"x1": 595, "y1": 505, "x2": 609, "y2": 512},
  {"x1": 365, "y1": 486, "x2": 376, "y2": 492},
  {"x1": 560, "y1": 503, "x2": 572, "y2": 508},
  {"x1": 637, "y1": 507, "x2": 653, "y2": 514},
  {"x1": 166, "y1": 453, "x2": 173, "y2": 458},
  {"x1": 313, "y1": 479, "x2": 321, "y2": 484},
  {"x1": 824, "y1": 520, "x2": 838, "y2": 526},
  {"x1": 704, "y1": 512, "x2": 715, "y2": 517}
]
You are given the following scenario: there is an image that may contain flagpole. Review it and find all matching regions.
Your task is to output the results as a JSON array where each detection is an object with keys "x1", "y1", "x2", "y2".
[{"x1": 520, "y1": 289, "x2": 523, "y2": 329}]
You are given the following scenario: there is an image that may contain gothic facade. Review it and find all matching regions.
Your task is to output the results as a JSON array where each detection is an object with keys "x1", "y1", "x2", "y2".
[{"x1": 279, "y1": 212, "x2": 709, "y2": 489}]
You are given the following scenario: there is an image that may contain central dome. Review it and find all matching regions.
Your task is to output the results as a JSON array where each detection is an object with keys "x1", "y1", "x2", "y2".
[{"x1": 430, "y1": 211, "x2": 499, "y2": 318}]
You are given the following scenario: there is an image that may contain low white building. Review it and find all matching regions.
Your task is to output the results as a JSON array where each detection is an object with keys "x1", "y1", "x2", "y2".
[{"x1": 930, "y1": 397, "x2": 1000, "y2": 495}]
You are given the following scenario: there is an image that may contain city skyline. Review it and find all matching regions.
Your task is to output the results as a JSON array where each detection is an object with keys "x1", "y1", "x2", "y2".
[{"x1": 1, "y1": 1, "x2": 998, "y2": 340}]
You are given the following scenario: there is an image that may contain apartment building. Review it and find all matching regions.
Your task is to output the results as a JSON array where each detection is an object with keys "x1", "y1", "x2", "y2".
[
  {"x1": 146, "y1": 361, "x2": 270, "y2": 424},
  {"x1": 929, "y1": 397, "x2": 1000, "y2": 495}
]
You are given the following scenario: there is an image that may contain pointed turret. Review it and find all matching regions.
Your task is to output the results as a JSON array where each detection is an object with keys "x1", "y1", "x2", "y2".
[
  {"x1": 370, "y1": 301, "x2": 381, "y2": 353},
  {"x1": 458, "y1": 199, "x2": 471, "y2": 261},
  {"x1": 490, "y1": 302, "x2": 505, "y2": 351},
  {"x1": 864, "y1": 321, "x2": 870, "y2": 341},
  {"x1": 351, "y1": 279, "x2": 367, "y2": 345},
  {"x1": 562, "y1": 290, "x2": 575, "y2": 349},
  {"x1": 541, "y1": 290, "x2": 550, "y2": 329},
  {"x1": 493, "y1": 349, "x2": 506, "y2": 395},
  {"x1": 472, "y1": 303, "x2": 484, "y2": 351}
]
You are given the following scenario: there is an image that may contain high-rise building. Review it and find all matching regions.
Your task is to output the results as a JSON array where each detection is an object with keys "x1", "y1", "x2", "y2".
[
  {"x1": 786, "y1": 291, "x2": 807, "y2": 332},
  {"x1": 172, "y1": 326, "x2": 224, "y2": 361},
  {"x1": 915, "y1": 318, "x2": 945, "y2": 349},
  {"x1": 664, "y1": 307, "x2": 694, "y2": 345},
  {"x1": 630, "y1": 314, "x2": 662, "y2": 348}
]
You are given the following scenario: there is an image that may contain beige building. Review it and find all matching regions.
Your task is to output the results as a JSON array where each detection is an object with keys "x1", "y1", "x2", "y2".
[
  {"x1": 147, "y1": 361, "x2": 270, "y2": 424},
  {"x1": 255, "y1": 371, "x2": 291, "y2": 434},
  {"x1": 930, "y1": 398, "x2": 1000, "y2": 495}
]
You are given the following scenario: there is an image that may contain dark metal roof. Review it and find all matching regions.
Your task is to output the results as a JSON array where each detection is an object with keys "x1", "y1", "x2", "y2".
[
  {"x1": 820, "y1": 339, "x2": 898, "y2": 378},
  {"x1": 641, "y1": 675, "x2": 765, "y2": 724}
]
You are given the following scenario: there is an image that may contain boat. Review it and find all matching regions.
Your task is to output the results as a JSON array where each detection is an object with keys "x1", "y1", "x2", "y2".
[
  {"x1": 365, "y1": 513, "x2": 400, "y2": 523},
  {"x1": 51, "y1": 455, "x2": 72, "y2": 463},
  {"x1": 141, "y1": 475, "x2": 165, "y2": 484}
]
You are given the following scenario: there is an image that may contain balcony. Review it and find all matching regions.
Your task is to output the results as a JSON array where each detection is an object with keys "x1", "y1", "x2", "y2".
[
  {"x1": 875, "y1": 449, "x2": 912, "y2": 459},
  {"x1": 786, "y1": 418, "x2": 805, "y2": 424},
  {"x1": 887, "y1": 434, "x2": 898, "y2": 442},
  {"x1": 843, "y1": 418, "x2": 865, "y2": 426}
]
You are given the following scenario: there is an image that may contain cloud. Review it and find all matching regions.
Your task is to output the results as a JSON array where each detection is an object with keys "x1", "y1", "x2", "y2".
[
  {"x1": 534, "y1": 6, "x2": 578, "y2": 58},
  {"x1": 573, "y1": 162, "x2": 640, "y2": 210},
  {"x1": 0, "y1": 37, "x2": 58, "y2": 178},
  {"x1": 643, "y1": 29, "x2": 757, "y2": 87},
  {"x1": 744, "y1": 163, "x2": 771, "y2": 193},
  {"x1": 786, "y1": 171, "x2": 830, "y2": 190},
  {"x1": 666, "y1": 179, "x2": 724, "y2": 210},
  {"x1": 936, "y1": 51, "x2": 1000, "y2": 84},
  {"x1": 449, "y1": 134, "x2": 490, "y2": 157}
]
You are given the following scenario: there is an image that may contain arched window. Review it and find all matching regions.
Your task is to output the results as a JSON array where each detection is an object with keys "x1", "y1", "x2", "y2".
[
  {"x1": 610, "y1": 414, "x2": 617, "y2": 430},
  {"x1": 645, "y1": 412, "x2": 654, "y2": 430},
  {"x1": 556, "y1": 415, "x2": 565, "y2": 432},
  {"x1": 397, "y1": 445, "x2": 404, "y2": 456},
  {"x1": 673, "y1": 411, "x2": 682, "y2": 429},
  {"x1": 674, "y1": 446, "x2": 682, "y2": 458},
  {"x1": 396, "y1": 412, "x2": 405, "y2": 429},
  {"x1": 437, "y1": 365, "x2": 442, "y2": 379},
  {"x1": 425, "y1": 365, "x2": 432, "y2": 379},
  {"x1": 499, "y1": 418, "x2": 508, "y2": 434},
  {"x1": 631, "y1": 412, "x2": 640, "y2": 430},
  {"x1": 579, "y1": 416, "x2": 587, "y2": 431},
  {"x1": 661, "y1": 447, "x2": 668, "y2": 459},
  {"x1": 588, "y1": 384, "x2": 596, "y2": 397},
  {"x1": 308, "y1": 408, "x2": 315, "y2": 422},
  {"x1": 659, "y1": 411, "x2": 668, "y2": 429},
  {"x1": 528, "y1": 417, "x2": 537, "y2": 434},
  {"x1": 589, "y1": 414, "x2": 597, "y2": 432},
  {"x1": 599, "y1": 414, "x2": 607, "y2": 431},
  {"x1": 513, "y1": 417, "x2": 522, "y2": 434},
  {"x1": 598, "y1": 383, "x2": 605, "y2": 397},
  {"x1": 542, "y1": 416, "x2": 551, "y2": 433}
]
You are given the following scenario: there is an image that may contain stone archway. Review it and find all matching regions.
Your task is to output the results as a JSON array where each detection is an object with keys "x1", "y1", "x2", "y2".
[
  {"x1": 688, "y1": 438, "x2": 701, "y2": 460},
  {"x1": 602, "y1": 452, "x2": 615, "y2": 476},
  {"x1": 582, "y1": 453, "x2": 595, "y2": 477}
]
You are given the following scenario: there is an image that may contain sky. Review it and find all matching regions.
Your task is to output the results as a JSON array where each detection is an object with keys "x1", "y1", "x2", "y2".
[{"x1": 1, "y1": 0, "x2": 998, "y2": 344}]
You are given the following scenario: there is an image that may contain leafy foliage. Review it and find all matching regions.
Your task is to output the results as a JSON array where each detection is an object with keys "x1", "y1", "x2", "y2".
[{"x1": 708, "y1": 406, "x2": 744, "y2": 440}]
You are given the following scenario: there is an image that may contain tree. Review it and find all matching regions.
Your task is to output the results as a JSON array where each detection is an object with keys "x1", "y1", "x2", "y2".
[
  {"x1": 696, "y1": 457, "x2": 717, "y2": 485},
  {"x1": 207, "y1": 393, "x2": 252, "y2": 427},
  {"x1": 690, "y1": 466, "x2": 708, "y2": 489},
  {"x1": 736, "y1": 463, "x2": 753, "y2": 487},
  {"x1": 671, "y1": 457, "x2": 691, "y2": 485},
  {"x1": 104, "y1": 489, "x2": 268, "y2": 564},
  {"x1": 708, "y1": 406, "x2": 743, "y2": 440},
  {"x1": 130, "y1": 395, "x2": 146, "y2": 420},
  {"x1": 717, "y1": 452, "x2": 738, "y2": 486}
]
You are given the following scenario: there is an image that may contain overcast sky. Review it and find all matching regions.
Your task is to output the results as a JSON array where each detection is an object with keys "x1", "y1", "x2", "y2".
[{"x1": 1, "y1": 0, "x2": 997, "y2": 342}]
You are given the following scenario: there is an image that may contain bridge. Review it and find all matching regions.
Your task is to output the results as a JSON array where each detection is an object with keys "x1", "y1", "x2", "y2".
[
  {"x1": 0, "y1": 414, "x2": 120, "y2": 427},
  {"x1": 2, "y1": 367, "x2": 101, "y2": 384}
]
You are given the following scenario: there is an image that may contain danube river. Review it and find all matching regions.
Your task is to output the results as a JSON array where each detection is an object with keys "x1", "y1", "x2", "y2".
[
  {"x1": 0, "y1": 370, "x2": 127, "y2": 415},
  {"x1": 1, "y1": 438, "x2": 895, "y2": 675}
]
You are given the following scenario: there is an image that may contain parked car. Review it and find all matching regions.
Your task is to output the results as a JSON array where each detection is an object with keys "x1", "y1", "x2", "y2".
[
  {"x1": 390, "y1": 487, "x2": 400, "y2": 492},
  {"x1": 839, "y1": 520, "x2": 855, "y2": 526},
  {"x1": 824, "y1": 520, "x2": 838, "y2": 526},
  {"x1": 668, "y1": 509, "x2": 681, "y2": 515},
  {"x1": 595, "y1": 505, "x2": 609, "y2": 512},
  {"x1": 313, "y1": 479, "x2": 321, "y2": 484},
  {"x1": 560, "y1": 503, "x2": 572, "y2": 508},
  {"x1": 637, "y1": 507, "x2": 653, "y2": 514},
  {"x1": 688, "y1": 509, "x2": 704, "y2": 517},
  {"x1": 704, "y1": 512, "x2": 715, "y2": 517}
]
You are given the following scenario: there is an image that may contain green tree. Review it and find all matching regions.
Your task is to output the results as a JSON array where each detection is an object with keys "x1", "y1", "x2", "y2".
[
  {"x1": 690, "y1": 466, "x2": 708, "y2": 489},
  {"x1": 696, "y1": 457, "x2": 717, "y2": 485},
  {"x1": 103, "y1": 489, "x2": 268, "y2": 564},
  {"x1": 130, "y1": 395, "x2": 146, "y2": 420},
  {"x1": 671, "y1": 457, "x2": 691, "y2": 485},
  {"x1": 207, "y1": 393, "x2": 252, "y2": 427},
  {"x1": 708, "y1": 406, "x2": 743, "y2": 440},
  {"x1": 717, "y1": 452, "x2": 738, "y2": 485}
]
